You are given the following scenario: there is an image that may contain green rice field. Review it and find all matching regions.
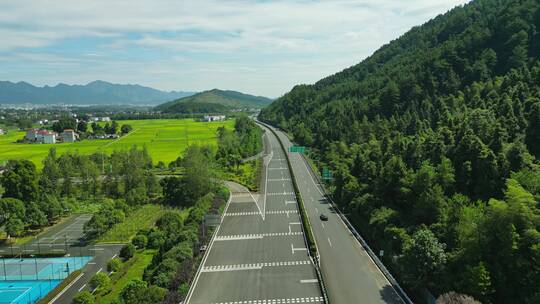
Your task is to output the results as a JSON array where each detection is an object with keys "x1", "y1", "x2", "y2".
[{"x1": 0, "y1": 119, "x2": 234, "y2": 168}]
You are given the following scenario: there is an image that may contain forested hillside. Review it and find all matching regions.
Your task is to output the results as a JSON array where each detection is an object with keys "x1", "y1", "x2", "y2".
[
  {"x1": 260, "y1": 0, "x2": 540, "y2": 302},
  {"x1": 156, "y1": 89, "x2": 272, "y2": 113}
]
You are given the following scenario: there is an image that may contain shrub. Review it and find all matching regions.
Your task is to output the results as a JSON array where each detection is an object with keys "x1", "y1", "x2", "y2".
[
  {"x1": 120, "y1": 280, "x2": 165, "y2": 304},
  {"x1": 89, "y1": 272, "x2": 110, "y2": 290},
  {"x1": 120, "y1": 243, "x2": 135, "y2": 259},
  {"x1": 163, "y1": 242, "x2": 193, "y2": 263},
  {"x1": 107, "y1": 258, "x2": 122, "y2": 272},
  {"x1": 132, "y1": 234, "x2": 148, "y2": 249},
  {"x1": 125, "y1": 187, "x2": 149, "y2": 206},
  {"x1": 72, "y1": 291, "x2": 95, "y2": 304},
  {"x1": 147, "y1": 229, "x2": 166, "y2": 249}
]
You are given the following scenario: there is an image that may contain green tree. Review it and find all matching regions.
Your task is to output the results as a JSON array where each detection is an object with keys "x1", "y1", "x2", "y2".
[
  {"x1": 77, "y1": 121, "x2": 88, "y2": 133},
  {"x1": 40, "y1": 148, "x2": 61, "y2": 196},
  {"x1": 125, "y1": 187, "x2": 148, "y2": 206},
  {"x1": 120, "y1": 280, "x2": 165, "y2": 304},
  {"x1": 0, "y1": 198, "x2": 25, "y2": 225},
  {"x1": 107, "y1": 258, "x2": 122, "y2": 272},
  {"x1": 72, "y1": 291, "x2": 95, "y2": 304},
  {"x1": 401, "y1": 228, "x2": 447, "y2": 288},
  {"x1": 120, "y1": 243, "x2": 135, "y2": 259},
  {"x1": 459, "y1": 262, "x2": 493, "y2": 302},
  {"x1": 5, "y1": 217, "x2": 24, "y2": 237},
  {"x1": 132, "y1": 234, "x2": 148, "y2": 249},
  {"x1": 121, "y1": 124, "x2": 133, "y2": 135},
  {"x1": 25, "y1": 202, "x2": 48, "y2": 229},
  {"x1": 0, "y1": 160, "x2": 39, "y2": 202},
  {"x1": 52, "y1": 118, "x2": 77, "y2": 133},
  {"x1": 525, "y1": 102, "x2": 540, "y2": 158},
  {"x1": 89, "y1": 272, "x2": 111, "y2": 290}
]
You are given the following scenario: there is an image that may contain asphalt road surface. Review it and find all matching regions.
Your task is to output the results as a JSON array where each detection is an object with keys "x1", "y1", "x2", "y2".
[
  {"x1": 186, "y1": 129, "x2": 324, "y2": 304},
  {"x1": 266, "y1": 124, "x2": 406, "y2": 304},
  {"x1": 50, "y1": 243, "x2": 123, "y2": 304}
]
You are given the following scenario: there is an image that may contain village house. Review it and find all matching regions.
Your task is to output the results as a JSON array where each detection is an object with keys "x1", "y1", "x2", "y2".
[
  {"x1": 61, "y1": 129, "x2": 79, "y2": 143},
  {"x1": 26, "y1": 129, "x2": 57, "y2": 144},
  {"x1": 203, "y1": 115, "x2": 226, "y2": 122},
  {"x1": 0, "y1": 128, "x2": 5, "y2": 135}
]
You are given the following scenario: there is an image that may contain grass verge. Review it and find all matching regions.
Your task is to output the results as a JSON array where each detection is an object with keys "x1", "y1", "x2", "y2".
[
  {"x1": 36, "y1": 270, "x2": 82, "y2": 304},
  {"x1": 224, "y1": 158, "x2": 262, "y2": 191},
  {"x1": 96, "y1": 249, "x2": 157, "y2": 303},
  {"x1": 97, "y1": 205, "x2": 166, "y2": 243}
]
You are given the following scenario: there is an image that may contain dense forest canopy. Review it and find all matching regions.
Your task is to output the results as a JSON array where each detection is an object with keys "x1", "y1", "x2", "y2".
[
  {"x1": 155, "y1": 89, "x2": 272, "y2": 113},
  {"x1": 260, "y1": 0, "x2": 540, "y2": 303}
]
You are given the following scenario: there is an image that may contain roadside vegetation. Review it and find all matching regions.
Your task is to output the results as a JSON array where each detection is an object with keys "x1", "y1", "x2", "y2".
[
  {"x1": 96, "y1": 204, "x2": 167, "y2": 243},
  {"x1": 87, "y1": 146, "x2": 230, "y2": 303},
  {"x1": 260, "y1": 0, "x2": 540, "y2": 302},
  {"x1": 216, "y1": 115, "x2": 263, "y2": 190},
  {"x1": 95, "y1": 249, "x2": 157, "y2": 303},
  {"x1": 224, "y1": 158, "x2": 262, "y2": 191},
  {"x1": 1, "y1": 112, "x2": 262, "y2": 303}
]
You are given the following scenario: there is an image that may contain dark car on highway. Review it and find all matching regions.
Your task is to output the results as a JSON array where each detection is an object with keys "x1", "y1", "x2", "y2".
[{"x1": 320, "y1": 213, "x2": 328, "y2": 221}]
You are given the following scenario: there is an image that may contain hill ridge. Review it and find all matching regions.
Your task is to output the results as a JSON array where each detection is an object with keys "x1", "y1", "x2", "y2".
[{"x1": 0, "y1": 80, "x2": 195, "y2": 105}]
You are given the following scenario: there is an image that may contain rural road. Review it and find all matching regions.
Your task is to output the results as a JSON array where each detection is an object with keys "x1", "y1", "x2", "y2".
[{"x1": 185, "y1": 126, "x2": 324, "y2": 304}]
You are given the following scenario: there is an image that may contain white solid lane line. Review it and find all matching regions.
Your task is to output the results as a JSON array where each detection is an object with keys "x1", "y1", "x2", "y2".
[
  {"x1": 48, "y1": 272, "x2": 85, "y2": 304},
  {"x1": 78, "y1": 284, "x2": 87, "y2": 292}
]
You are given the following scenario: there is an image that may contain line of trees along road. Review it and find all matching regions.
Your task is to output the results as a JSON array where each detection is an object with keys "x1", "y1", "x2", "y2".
[
  {"x1": 0, "y1": 146, "x2": 160, "y2": 239},
  {"x1": 260, "y1": 0, "x2": 540, "y2": 303}
]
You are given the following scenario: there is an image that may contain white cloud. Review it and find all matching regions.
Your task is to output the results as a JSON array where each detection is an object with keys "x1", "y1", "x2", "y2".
[{"x1": 0, "y1": 0, "x2": 471, "y2": 96}]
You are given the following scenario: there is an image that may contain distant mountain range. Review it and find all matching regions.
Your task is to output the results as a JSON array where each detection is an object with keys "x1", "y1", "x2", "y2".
[
  {"x1": 0, "y1": 80, "x2": 196, "y2": 105},
  {"x1": 156, "y1": 89, "x2": 273, "y2": 113}
]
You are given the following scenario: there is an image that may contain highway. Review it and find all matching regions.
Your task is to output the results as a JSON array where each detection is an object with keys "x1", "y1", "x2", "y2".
[
  {"x1": 186, "y1": 127, "x2": 324, "y2": 304},
  {"x1": 268, "y1": 124, "x2": 406, "y2": 304}
]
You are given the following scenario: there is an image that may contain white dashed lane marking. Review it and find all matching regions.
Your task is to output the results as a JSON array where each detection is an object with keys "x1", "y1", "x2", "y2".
[
  {"x1": 215, "y1": 232, "x2": 302, "y2": 241},
  {"x1": 267, "y1": 192, "x2": 295, "y2": 196},
  {"x1": 224, "y1": 210, "x2": 298, "y2": 217},
  {"x1": 201, "y1": 260, "x2": 312, "y2": 273},
  {"x1": 212, "y1": 297, "x2": 324, "y2": 304}
]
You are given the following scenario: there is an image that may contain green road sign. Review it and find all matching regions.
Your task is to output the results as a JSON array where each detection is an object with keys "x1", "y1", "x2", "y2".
[
  {"x1": 322, "y1": 168, "x2": 333, "y2": 180},
  {"x1": 288, "y1": 146, "x2": 306, "y2": 153}
]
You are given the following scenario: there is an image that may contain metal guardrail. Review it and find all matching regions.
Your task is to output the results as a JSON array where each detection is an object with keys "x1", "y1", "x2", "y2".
[{"x1": 300, "y1": 154, "x2": 414, "y2": 304}]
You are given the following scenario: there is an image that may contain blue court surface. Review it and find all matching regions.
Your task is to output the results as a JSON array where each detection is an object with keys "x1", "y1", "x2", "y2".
[
  {"x1": 0, "y1": 256, "x2": 92, "y2": 304},
  {"x1": 0, "y1": 280, "x2": 61, "y2": 304}
]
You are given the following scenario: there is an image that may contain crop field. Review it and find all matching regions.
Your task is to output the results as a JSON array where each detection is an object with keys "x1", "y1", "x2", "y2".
[{"x1": 0, "y1": 119, "x2": 234, "y2": 168}]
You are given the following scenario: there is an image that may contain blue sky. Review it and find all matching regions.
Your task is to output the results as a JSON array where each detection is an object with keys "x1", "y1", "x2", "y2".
[{"x1": 0, "y1": 0, "x2": 470, "y2": 98}]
